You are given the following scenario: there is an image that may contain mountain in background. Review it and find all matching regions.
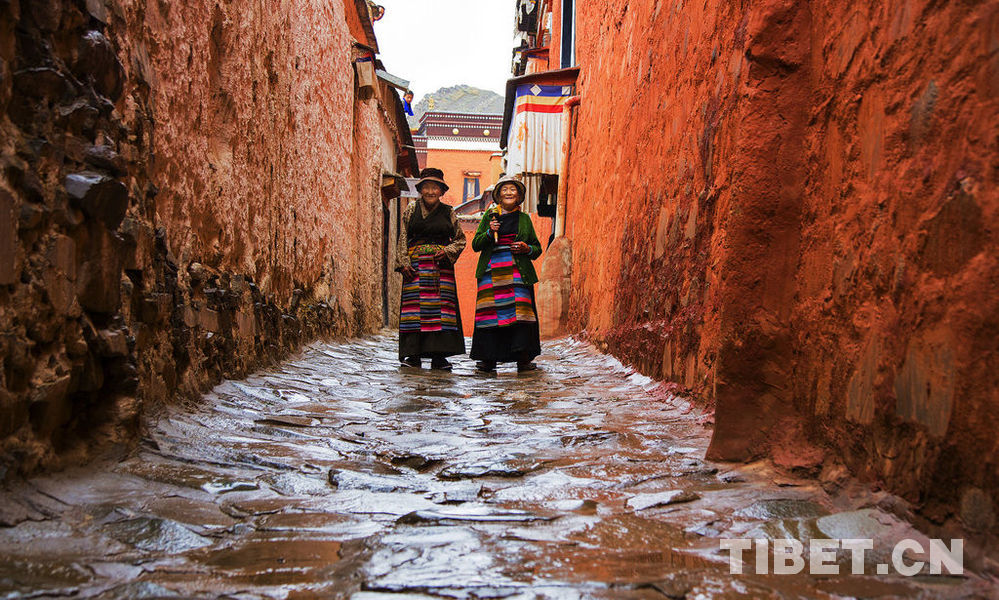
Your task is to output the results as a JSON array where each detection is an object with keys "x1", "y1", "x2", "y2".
[{"x1": 409, "y1": 85, "x2": 505, "y2": 129}]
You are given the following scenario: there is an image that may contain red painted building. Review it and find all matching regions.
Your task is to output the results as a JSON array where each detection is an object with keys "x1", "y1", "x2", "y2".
[{"x1": 413, "y1": 111, "x2": 503, "y2": 206}]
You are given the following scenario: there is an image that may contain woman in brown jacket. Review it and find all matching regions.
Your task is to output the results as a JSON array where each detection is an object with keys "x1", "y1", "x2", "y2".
[{"x1": 395, "y1": 168, "x2": 466, "y2": 370}]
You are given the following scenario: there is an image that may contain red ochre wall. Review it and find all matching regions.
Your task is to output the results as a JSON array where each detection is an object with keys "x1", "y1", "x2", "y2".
[
  {"x1": 0, "y1": 0, "x2": 388, "y2": 474},
  {"x1": 563, "y1": 0, "x2": 999, "y2": 525},
  {"x1": 455, "y1": 221, "x2": 481, "y2": 337}
]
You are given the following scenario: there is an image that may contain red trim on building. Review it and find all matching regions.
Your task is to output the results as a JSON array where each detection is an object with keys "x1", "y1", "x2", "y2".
[{"x1": 515, "y1": 103, "x2": 564, "y2": 114}]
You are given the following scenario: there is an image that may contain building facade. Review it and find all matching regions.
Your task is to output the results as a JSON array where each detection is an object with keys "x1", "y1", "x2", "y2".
[{"x1": 413, "y1": 111, "x2": 503, "y2": 206}]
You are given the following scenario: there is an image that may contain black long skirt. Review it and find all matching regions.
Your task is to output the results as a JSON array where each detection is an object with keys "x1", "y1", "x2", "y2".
[
  {"x1": 398, "y1": 296, "x2": 465, "y2": 360},
  {"x1": 399, "y1": 328, "x2": 465, "y2": 360},
  {"x1": 469, "y1": 286, "x2": 541, "y2": 363}
]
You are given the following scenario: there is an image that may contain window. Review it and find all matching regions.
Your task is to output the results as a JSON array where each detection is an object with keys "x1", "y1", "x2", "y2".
[
  {"x1": 561, "y1": 0, "x2": 576, "y2": 68},
  {"x1": 464, "y1": 177, "x2": 480, "y2": 202}
]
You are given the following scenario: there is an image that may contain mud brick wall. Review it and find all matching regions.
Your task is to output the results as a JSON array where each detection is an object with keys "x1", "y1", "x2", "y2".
[
  {"x1": 564, "y1": 0, "x2": 998, "y2": 527},
  {"x1": 0, "y1": 0, "x2": 385, "y2": 475}
]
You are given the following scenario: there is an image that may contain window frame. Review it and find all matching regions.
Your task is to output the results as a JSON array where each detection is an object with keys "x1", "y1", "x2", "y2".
[
  {"x1": 560, "y1": 0, "x2": 576, "y2": 69},
  {"x1": 463, "y1": 177, "x2": 480, "y2": 202}
]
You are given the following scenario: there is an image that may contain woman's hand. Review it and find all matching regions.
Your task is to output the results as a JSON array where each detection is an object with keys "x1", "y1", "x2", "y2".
[
  {"x1": 488, "y1": 217, "x2": 500, "y2": 232},
  {"x1": 401, "y1": 265, "x2": 417, "y2": 282},
  {"x1": 510, "y1": 241, "x2": 530, "y2": 255},
  {"x1": 433, "y1": 249, "x2": 449, "y2": 263}
]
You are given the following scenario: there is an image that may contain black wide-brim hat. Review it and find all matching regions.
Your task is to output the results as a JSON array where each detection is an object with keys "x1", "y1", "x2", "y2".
[
  {"x1": 416, "y1": 167, "x2": 449, "y2": 193},
  {"x1": 416, "y1": 176, "x2": 449, "y2": 193}
]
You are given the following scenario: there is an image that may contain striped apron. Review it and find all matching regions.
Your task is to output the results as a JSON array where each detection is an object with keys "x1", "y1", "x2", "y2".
[
  {"x1": 474, "y1": 232, "x2": 537, "y2": 329},
  {"x1": 400, "y1": 243, "x2": 459, "y2": 333}
]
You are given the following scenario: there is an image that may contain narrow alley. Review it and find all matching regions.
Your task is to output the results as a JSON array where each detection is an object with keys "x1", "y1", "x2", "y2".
[
  {"x1": 0, "y1": 334, "x2": 989, "y2": 598},
  {"x1": 2, "y1": 0, "x2": 998, "y2": 596}
]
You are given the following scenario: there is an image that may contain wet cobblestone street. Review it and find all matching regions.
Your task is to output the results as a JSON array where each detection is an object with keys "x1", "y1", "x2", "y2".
[{"x1": 1, "y1": 334, "x2": 993, "y2": 599}]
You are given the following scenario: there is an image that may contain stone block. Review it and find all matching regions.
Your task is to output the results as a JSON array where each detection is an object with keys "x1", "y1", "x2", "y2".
[
  {"x1": 76, "y1": 224, "x2": 123, "y2": 314},
  {"x1": 198, "y1": 309, "x2": 219, "y2": 332},
  {"x1": 29, "y1": 375, "x2": 73, "y2": 438},
  {"x1": 14, "y1": 167, "x2": 45, "y2": 205},
  {"x1": 74, "y1": 31, "x2": 124, "y2": 102},
  {"x1": 56, "y1": 99, "x2": 100, "y2": 135},
  {"x1": 139, "y1": 293, "x2": 172, "y2": 324},
  {"x1": 0, "y1": 387, "x2": 23, "y2": 439},
  {"x1": 13, "y1": 68, "x2": 74, "y2": 102},
  {"x1": 230, "y1": 275, "x2": 249, "y2": 296},
  {"x1": 66, "y1": 172, "x2": 129, "y2": 230},
  {"x1": 64, "y1": 171, "x2": 101, "y2": 199},
  {"x1": 97, "y1": 328, "x2": 129, "y2": 357},
  {"x1": 537, "y1": 237, "x2": 572, "y2": 338},
  {"x1": 105, "y1": 358, "x2": 138, "y2": 393},
  {"x1": 119, "y1": 217, "x2": 155, "y2": 271},
  {"x1": 24, "y1": 0, "x2": 63, "y2": 32},
  {"x1": 188, "y1": 262, "x2": 206, "y2": 287},
  {"x1": 85, "y1": 0, "x2": 109, "y2": 23},
  {"x1": 44, "y1": 270, "x2": 76, "y2": 316},
  {"x1": 18, "y1": 202, "x2": 45, "y2": 231},
  {"x1": 236, "y1": 308, "x2": 256, "y2": 340},
  {"x1": 0, "y1": 189, "x2": 16, "y2": 285},
  {"x1": 84, "y1": 144, "x2": 126, "y2": 175},
  {"x1": 76, "y1": 352, "x2": 104, "y2": 392},
  {"x1": 27, "y1": 312, "x2": 60, "y2": 344},
  {"x1": 183, "y1": 307, "x2": 197, "y2": 328},
  {"x1": 47, "y1": 234, "x2": 77, "y2": 280},
  {"x1": 64, "y1": 323, "x2": 89, "y2": 357}
]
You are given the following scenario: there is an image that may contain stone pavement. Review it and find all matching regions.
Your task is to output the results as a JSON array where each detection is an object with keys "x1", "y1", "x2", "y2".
[{"x1": 0, "y1": 333, "x2": 993, "y2": 598}]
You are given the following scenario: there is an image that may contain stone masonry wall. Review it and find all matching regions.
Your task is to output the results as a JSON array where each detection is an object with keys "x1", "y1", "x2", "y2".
[
  {"x1": 564, "y1": 0, "x2": 998, "y2": 528},
  {"x1": 0, "y1": 0, "x2": 385, "y2": 476}
]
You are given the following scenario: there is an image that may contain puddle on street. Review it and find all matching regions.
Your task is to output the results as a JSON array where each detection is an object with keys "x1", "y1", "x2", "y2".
[{"x1": 0, "y1": 333, "x2": 992, "y2": 598}]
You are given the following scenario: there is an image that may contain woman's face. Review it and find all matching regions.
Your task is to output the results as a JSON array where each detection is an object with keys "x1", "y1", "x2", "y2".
[
  {"x1": 420, "y1": 182, "x2": 443, "y2": 206},
  {"x1": 497, "y1": 183, "x2": 521, "y2": 210}
]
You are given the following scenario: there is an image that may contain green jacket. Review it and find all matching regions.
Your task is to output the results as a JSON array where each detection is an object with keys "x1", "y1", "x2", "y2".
[{"x1": 471, "y1": 208, "x2": 543, "y2": 284}]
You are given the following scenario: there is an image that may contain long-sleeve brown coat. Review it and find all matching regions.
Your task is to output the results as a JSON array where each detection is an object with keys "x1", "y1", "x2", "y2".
[{"x1": 394, "y1": 200, "x2": 466, "y2": 271}]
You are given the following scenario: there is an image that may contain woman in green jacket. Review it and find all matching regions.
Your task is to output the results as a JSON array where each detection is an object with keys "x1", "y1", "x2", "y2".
[{"x1": 469, "y1": 176, "x2": 543, "y2": 372}]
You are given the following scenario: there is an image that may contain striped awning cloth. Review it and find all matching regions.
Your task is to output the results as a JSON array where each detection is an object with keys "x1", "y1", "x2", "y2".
[{"x1": 505, "y1": 83, "x2": 574, "y2": 176}]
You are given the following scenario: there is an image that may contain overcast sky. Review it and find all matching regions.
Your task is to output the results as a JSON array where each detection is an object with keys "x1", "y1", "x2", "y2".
[{"x1": 372, "y1": 0, "x2": 515, "y2": 102}]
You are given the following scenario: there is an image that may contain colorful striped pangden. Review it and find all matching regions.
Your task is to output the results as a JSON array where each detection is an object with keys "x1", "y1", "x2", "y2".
[
  {"x1": 474, "y1": 233, "x2": 537, "y2": 329},
  {"x1": 400, "y1": 244, "x2": 459, "y2": 333}
]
